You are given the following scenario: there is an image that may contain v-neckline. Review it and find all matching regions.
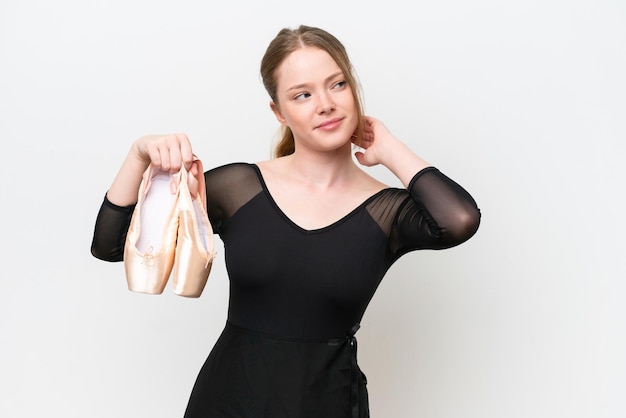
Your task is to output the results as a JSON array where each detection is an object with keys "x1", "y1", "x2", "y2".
[{"x1": 251, "y1": 163, "x2": 390, "y2": 234}]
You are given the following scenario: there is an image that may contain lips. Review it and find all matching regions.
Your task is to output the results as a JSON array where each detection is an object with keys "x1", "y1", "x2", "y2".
[{"x1": 315, "y1": 117, "x2": 344, "y2": 130}]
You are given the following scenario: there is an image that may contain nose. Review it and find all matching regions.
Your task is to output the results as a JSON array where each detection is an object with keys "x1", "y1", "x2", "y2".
[{"x1": 317, "y1": 92, "x2": 335, "y2": 114}]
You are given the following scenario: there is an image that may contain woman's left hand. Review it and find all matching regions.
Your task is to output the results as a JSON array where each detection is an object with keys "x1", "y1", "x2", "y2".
[
  {"x1": 353, "y1": 116, "x2": 396, "y2": 167},
  {"x1": 354, "y1": 116, "x2": 431, "y2": 187}
]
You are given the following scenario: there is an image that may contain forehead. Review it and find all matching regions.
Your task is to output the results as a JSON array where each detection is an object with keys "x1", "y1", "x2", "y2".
[{"x1": 275, "y1": 47, "x2": 342, "y2": 90}]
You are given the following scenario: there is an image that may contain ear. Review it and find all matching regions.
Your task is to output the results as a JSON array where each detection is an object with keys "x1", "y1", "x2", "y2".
[{"x1": 270, "y1": 101, "x2": 288, "y2": 126}]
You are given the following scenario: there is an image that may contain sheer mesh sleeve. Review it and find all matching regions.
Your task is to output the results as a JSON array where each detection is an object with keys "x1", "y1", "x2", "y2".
[
  {"x1": 91, "y1": 163, "x2": 261, "y2": 261},
  {"x1": 367, "y1": 166, "x2": 481, "y2": 262},
  {"x1": 90, "y1": 196, "x2": 135, "y2": 262},
  {"x1": 91, "y1": 164, "x2": 479, "y2": 265},
  {"x1": 90, "y1": 163, "x2": 261, "y2": 263},
  {"x1": 204, "y1": 163, "x2": 263, "y2": 235}
]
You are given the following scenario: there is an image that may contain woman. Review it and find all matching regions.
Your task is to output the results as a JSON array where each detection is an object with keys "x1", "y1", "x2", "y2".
[{"x1": 91, "y1": 25, "x2": 481, "y2": 417}]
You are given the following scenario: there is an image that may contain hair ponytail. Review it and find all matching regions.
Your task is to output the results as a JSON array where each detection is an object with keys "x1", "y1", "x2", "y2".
[{"x1": 273, "y1": 127, "x2": 295, "y2": 158}]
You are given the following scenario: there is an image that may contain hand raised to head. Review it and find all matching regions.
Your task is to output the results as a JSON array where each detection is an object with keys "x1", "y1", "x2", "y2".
[{"x1": 354, "y1": 116, "x2": 397, "y2": 167}]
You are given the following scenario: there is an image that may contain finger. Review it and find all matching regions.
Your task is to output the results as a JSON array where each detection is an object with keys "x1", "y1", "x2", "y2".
[
  {"x1": 146, "y1": 145, "x2": 162, "y2": 170},
  {"x1": 166, "y1": 137, "x2": 183, "y2": 173},
  {"x1": 189, "y1": 160, "x2": 199, "y2": 177},
  {"x1": 178, "y1": 134, "x2": 194, "y2": 171},
  {"x1": 167, "y1": 133, "x2": 194, "y2": 173},
  {"x1": 158, "y1": 145, "x2": 172, "y2": 172},
  {"x1": 354, "y1": 151, "x2": 368, "y2": 167}
]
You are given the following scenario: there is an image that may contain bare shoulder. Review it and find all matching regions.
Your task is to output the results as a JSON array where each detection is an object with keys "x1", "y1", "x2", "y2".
[
  {"x1": 254, "y1": 158, "x2": 288, "y2": 183},
  {"x1": 255, "y1": 158, "x2": 282, "y2": 173},
  {"x1": 355, "y1": 169, "x2": 389, "y2": 195}
]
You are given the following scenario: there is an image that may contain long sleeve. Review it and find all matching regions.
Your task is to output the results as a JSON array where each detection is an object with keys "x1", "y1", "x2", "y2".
[
  {"x1": 90, "y1": 195, "x2": 135, "y2": 262},
  {"x1": 90, "y1": 163, "x2": 258, "y2": 262},
  {"x1": 389, "y1": 166, "x2": 481, "y2": 259}
]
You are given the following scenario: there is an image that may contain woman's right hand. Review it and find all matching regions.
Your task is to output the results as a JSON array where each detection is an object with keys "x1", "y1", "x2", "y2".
[
  {"x1": 106, "y1": 133, "x2": 196, "y2": 206},
  {"x1": 131, "y1": 133, "x2": 195, "y2": 173}
]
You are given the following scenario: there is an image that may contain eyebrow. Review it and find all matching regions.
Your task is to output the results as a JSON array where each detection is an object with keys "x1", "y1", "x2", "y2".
[{"x1": 286, "y1": 71, "x2": 344, "y2": 92}]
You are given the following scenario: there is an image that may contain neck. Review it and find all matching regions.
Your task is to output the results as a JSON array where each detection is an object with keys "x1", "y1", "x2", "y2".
[{"x1": 284, "y1": 145, "x2": 359, "y2": 189}]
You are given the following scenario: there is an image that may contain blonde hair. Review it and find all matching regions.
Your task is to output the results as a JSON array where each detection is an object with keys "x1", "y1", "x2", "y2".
[{"x1": 260, "y1": 25, "x2": 365, "y2": 158}]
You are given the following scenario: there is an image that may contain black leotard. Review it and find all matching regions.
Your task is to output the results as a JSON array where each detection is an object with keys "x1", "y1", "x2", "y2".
[{"x1": 91, "y1": 163, "x2": 480, "y2": 417}]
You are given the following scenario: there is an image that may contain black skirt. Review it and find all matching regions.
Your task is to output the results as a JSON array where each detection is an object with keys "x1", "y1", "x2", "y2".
[{"x1": 184, "y1": 321, "x2": 369, "y2": 418}]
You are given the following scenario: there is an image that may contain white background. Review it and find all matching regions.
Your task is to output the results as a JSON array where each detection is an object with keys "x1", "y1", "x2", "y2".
[{"x1": 1, "y1": 0, "x2": 625, "y2": 417}]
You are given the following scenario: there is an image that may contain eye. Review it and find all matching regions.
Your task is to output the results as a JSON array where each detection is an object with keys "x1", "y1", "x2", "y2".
[
  {"x1": 332, "y1": 80, "x2": 347, "y2": 90},
  {"x1": 294, "y1": 92, "x2": 311, "y2": 101}
]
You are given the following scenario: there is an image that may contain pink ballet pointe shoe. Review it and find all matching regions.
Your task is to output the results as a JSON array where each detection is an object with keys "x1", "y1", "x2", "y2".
[
  {"x1": 124, "y1": 165, "x2": 180, "y2": 294},
  {"x1": 172, "y1": 158, "x2": 216, "y2": 298}
]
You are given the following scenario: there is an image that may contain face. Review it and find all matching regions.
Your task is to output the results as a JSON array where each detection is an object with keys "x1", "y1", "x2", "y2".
[{"x1": 271, "y1": 47, "x2": 357, "y2": 153}]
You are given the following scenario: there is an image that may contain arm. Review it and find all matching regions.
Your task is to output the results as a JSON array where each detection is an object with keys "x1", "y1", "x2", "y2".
[
  {"x1": 355, "y1": 116, "x2": 480, "y2": 252},
  {"x1": 91, "y1": 133, "x2": 196, "y2": 261},
  {"x1": 401, "y1": 167, "x2": 481, "y2": 250}
]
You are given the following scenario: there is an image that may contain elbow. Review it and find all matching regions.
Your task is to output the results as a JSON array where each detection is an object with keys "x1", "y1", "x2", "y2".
[
  {"x1": 90, "y1": 239, "x2": 124, "y2": 263},
  {"x1": 90, "y1": 247, "x2": 117, "y2": 262},
  {"x1": 461, "y1": 207, "x2": 481, "y2": 240},
  {"x1": 444, "y1": 207, "x2": 481, "y2": 247},
  {"x1": 91, "y1": 246, "x2": 109, "y2": 262}
]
